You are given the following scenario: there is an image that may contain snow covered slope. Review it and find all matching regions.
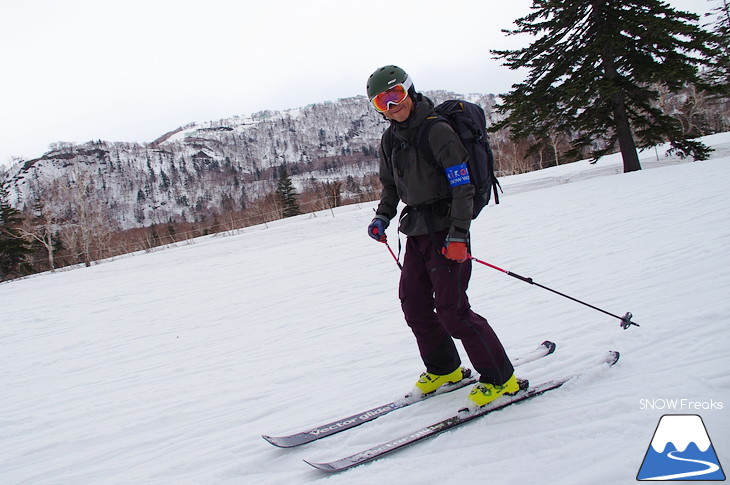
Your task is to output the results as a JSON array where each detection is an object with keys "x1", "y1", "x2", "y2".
[{"x1": 2, "y1": 134, "x2": 729, "y2": 484}]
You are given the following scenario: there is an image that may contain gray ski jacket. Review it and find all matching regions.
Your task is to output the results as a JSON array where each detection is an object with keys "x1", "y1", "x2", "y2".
[{"x1": 375, "y1": 94, "x2": 474, "y2": 240}]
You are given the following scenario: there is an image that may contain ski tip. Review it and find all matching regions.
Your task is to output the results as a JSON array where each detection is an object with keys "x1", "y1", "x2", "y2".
[
  {"x1": 606, "y1": 350, "x2": 620, "y2": 366},
  {"x1": 304, "y1": 459, "x2": 339, "y2": 472},
  {"x1": 261, "y1": 434, "x2": 292, "y2": 448},
  {"x1": 541, "y1": 340, "x2": 557, "y2": 354}
]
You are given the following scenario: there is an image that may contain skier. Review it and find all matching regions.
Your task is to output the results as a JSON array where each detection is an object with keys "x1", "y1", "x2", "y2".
[{"x1": 366, "y1": 65, "x2": 519, "y2": 408}]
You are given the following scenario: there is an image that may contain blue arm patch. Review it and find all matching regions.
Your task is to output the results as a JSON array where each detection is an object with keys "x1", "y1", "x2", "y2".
[{"x1": 445, "y1": 163, "x2": 471, "y2": 187}]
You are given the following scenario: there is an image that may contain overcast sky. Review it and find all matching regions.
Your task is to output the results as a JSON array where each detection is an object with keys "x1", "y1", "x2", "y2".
[{"x1": 0, "y1": 0, "x2": 717, "y2": 166}]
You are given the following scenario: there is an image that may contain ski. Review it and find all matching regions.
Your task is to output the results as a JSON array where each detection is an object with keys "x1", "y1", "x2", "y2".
[
  {"x1": 305, "y1": 350, "x2": 619, "y2": 472},
  {"x1": 262, "y1": 340, "x2": 556, "y2": 448}
]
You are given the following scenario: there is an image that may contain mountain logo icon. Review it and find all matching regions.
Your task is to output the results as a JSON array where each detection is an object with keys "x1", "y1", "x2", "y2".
[{"x1": 637, "y1": 414, "x2": 725, "y2": 481}]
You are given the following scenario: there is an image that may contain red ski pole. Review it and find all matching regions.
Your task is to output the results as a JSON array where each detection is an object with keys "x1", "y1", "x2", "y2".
[{"x1": 384, "y1": 241, "x2": 403, "y2": 270}]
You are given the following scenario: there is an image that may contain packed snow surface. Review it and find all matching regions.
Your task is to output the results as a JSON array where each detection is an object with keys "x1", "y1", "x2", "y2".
[{"x1": 2, "y1": 134, "x2": 729, "y2": 484}]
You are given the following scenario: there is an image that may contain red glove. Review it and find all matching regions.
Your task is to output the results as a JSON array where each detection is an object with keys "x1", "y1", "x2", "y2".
[{"x1": 441, "y1": 241, "x2": 469, "y2": 263}]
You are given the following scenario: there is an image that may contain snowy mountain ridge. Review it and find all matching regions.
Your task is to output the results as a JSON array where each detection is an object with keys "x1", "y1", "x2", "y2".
[{"x1": 2, "y1": 91, "x2": 496, "y2": 230}]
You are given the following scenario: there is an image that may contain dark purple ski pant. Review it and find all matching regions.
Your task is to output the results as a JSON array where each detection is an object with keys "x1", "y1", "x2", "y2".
[{"x1": 399, "y1": 231, "x2": 514, "y2": 385}]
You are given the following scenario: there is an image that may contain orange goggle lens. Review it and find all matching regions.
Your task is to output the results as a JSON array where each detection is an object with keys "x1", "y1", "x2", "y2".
[{"x1": 371, "y1": 84, "x2": 409, "y2": 112}]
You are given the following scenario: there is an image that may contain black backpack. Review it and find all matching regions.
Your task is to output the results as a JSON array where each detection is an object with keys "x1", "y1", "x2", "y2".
[{"x1": 419, "y1": 100, "x2": 501, "y2": 218}]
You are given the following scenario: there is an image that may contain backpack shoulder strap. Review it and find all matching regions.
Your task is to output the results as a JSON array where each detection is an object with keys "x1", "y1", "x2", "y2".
[
  {"x1": 381, "y1": 126, "x2": 395, "y2": 167},
  {"x1": 382, "y1": 126, "x2": 393, "y2": 151},
  {"x1": 416, "y1": 115, "x2": 449, "y2": 167}
]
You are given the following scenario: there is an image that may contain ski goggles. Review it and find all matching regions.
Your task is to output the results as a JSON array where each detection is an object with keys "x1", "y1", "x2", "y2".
[{"x1": 370, "y1": 78, "x2": 413, "y2": 112}]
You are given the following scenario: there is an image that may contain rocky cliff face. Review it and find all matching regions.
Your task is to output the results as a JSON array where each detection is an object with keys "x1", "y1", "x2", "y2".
[{"x1": 4, "y1": 91, "x2": 496, "y2": 229}]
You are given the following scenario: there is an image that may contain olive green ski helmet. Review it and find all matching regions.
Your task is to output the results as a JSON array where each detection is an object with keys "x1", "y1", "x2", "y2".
[{"x1": 366, "y1": 65, "x2": 414, "y2": 101}]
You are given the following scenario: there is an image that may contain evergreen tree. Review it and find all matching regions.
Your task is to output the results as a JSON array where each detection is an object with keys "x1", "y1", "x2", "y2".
[
  {"x1": 704, "y1": 0, "x2": 730, "y2": 95},
  {"x1": 492, "y1": 0, "x2": 717, "y2": 172},
  {"x1": 275, "y1": 165, "x2": 301, "y2": 218},
  {"x1": 0, "y1": 180, "x2": 32, "y2": 279}
]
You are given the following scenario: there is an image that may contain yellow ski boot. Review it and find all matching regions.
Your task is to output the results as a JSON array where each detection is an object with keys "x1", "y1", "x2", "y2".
[
  {"x1": 414, "y1": 367, "x2": 471, "y2": 396},
  {"x1": 467, "y1": 375, "x2": 525, "y2": 408}
]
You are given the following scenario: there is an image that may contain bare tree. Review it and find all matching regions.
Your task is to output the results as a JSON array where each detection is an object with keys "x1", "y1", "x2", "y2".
[
  {"x1": 19, "y1": 206, "x2": 58, "y2": 271},
  {"x1": 56, "y1": 166, "x2": 115, "y2": 266}
]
